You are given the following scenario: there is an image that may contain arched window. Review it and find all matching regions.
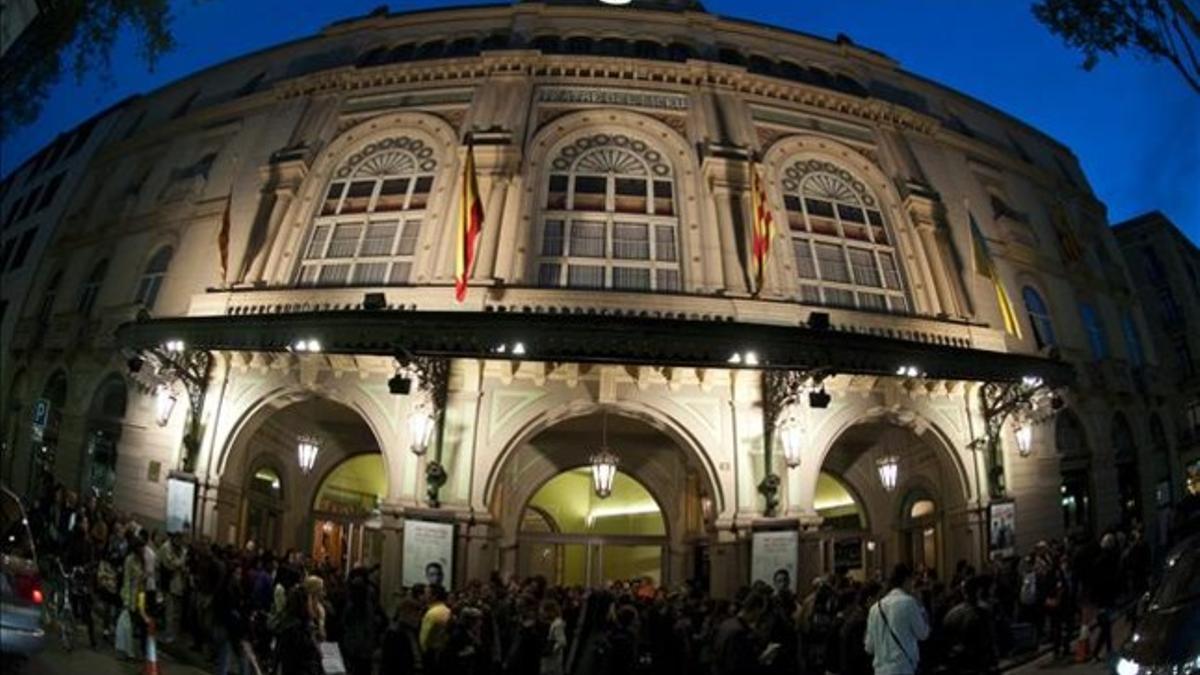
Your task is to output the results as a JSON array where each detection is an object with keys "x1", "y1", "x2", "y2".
[
  {"x1": 39, "y1": 269, "x2": 62, "y2": 323},
  {"x1": 297, "y1": 136, "x2": 437, "y2": 286},
  {"x1": 1079, "y1": 302, "x2": 1109, "y2": 359},
  {"x1": 1022, "y1": 286, "x2": 1056, "y2": 349},
  {"x1": 134, "y1": 246, "x2": 173, "y2": 310},
  {"x1": 781, "y1": 159, "x2": 907, "y2": 312},
  {"x1": 77, "y1": 258, "x2": 109, "y2": 315},
  {"x1": 537, "y1": 133, "x2": 681, "y2": 292}
]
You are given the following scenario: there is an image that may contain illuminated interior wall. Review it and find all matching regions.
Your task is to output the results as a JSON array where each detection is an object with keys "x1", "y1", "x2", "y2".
[
  {"x1": 815, "y1": 471, "x2": 865, "y2": 526},
  {"x1": 313, "y1": 453, "x2": 387, "y2": 512},
  {"x1": 524, "y1": 469, "x2": 664, "y2": 584}
]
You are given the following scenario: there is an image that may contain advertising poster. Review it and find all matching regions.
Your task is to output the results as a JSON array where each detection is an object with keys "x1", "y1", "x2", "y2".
[
  {"x1": 751, "y1": 530, "x2": 798, "y2": 592},
  {"x1": 402, "y1": 520, "x2": 454, "y2": 589},
  {"x1": 988, "y1": 500, "x2": 1017, "y2": 560},
  {"x1": 165, "y1": 474, "x2": 196, "y2": 534}
]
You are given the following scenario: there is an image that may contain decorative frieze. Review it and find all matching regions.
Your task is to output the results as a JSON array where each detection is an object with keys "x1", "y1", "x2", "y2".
[{"x1": 537, "y1": 86, "x2": 689, "y2": 111}]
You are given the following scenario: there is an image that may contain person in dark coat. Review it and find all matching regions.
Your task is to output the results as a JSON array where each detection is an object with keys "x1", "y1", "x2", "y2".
[
  {"x1": 277, "y1": 586, "x2": 322, "y2": 675},
  {"x1": 712, "y1": 592, "x2": 766, "y2": 675},
  {"x1": 838, "y1": 583, "x2": 879, "y2": 675},
  {"x1": 601, "y1": 604, "x2": 638, "y2": 675},
  {"x1": 340, "y1": 574, "x2": 382, "y2": 675},
  {"x1": 381, "y1": 596, "x2": 423, "y2": 674},
  {"x1": 941, "y1": 576, "x2": 998, "y2": 675}
]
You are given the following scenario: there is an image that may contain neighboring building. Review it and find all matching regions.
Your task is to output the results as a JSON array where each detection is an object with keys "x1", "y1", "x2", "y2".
[
  {"x1": 0, "y1": 0, "x2": 1178, "y2": 594},
  {"x1": 0, "y1": 103, "x2": 128, "y2": 383},
  {"x1": 0, "y1": 0, "x2": 43, "y2": 56},
  {"x1": 1114, "y1": 212, "x2": 1200, "y2": 500}
]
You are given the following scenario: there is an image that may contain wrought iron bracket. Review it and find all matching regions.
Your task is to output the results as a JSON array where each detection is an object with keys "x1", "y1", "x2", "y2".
[
  {"x1": 968, "y1": 379, "x2": 1060, "y2": 498},
  {"x1": 139, "y1": 346, "x2": 213, "y2": 472},
  {"x1": 758, "y1": 369, "x2": 826, "y2": 516}
]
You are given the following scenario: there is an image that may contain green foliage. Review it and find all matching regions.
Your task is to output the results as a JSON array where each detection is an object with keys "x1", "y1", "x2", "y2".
[
  {"x1": 1032, "y1": 0, "x2": 1200, "y2": 93},
  {"x1": 0, "y1": 0, "x2": 177, "y2": 140}
]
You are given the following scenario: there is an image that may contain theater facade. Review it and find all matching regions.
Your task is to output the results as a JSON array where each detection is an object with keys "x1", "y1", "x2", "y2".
[{"x1": 1, "y1": 0, "x2": 1181, "y2": 595}]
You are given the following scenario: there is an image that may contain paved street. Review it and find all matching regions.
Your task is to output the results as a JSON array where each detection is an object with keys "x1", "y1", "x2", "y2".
[
  {"x1": 1010, "y1": 652, "x2": 1115, "y2": 675},
  {"x1": 10, "y1": 637, "x2": 209, "y2": 675}
]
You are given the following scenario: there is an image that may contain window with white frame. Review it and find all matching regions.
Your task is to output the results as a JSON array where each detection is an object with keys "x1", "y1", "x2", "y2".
[
  {"x1": 536, "y1": 133, "x2": 681, "y2": 292},
  {"x1": 780, "y1": 159, "x2": 908, "y2": 312},
  {"x1": 134, "y1": 246, "x2": 173, "y2": 310},
  {"x1": 1022, "y1": 286, "x2": 1056, "y2": 349},
  {"x1": 297, "y1": 136, "x2": 436, "y2": 287}
]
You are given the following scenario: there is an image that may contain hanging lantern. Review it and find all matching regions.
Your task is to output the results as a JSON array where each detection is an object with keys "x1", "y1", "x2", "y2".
[
  {"x1": 154, "y1": 383, "x2": 178, "y2": 427},
  {"x1": 296, "y1": 435, "x2": 320, "y2": 474},
  {"x1": 1014, "y1": 419, "x2": 1033, "y2": 457},
  {"x1": 408, "y1": 404, "x2": 437, "y2": 456},
  {"x1": 777, "y1": 407, "x2": 805, "y2": 469},
  {"x1": 876, "y1": 454, "x2": 899, "y2": 492},
  {"x1": 590, "y1": 410, "x2": 619, "y2": 498},
  {"x1": 590, "y1": 447, "x2": 619, "y2": 499}
]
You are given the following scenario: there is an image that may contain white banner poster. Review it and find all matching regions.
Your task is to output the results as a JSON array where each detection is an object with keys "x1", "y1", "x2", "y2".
[
  {"x1": 402, "y1": 520, "x2": 454, "y2": 589},
  {"x1": 165, "y1": 475, "x2": 196, "y2": 534},
  {"x1": 751, "y1": 530, "x2": 799, "y2": 592}
]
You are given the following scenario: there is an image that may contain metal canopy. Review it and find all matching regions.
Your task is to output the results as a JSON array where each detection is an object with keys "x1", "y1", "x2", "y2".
[{"x1": 115, "y1": 309, "x2": 1075, "y2": 386}]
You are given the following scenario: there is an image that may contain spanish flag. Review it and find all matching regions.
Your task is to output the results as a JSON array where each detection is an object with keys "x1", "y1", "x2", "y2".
[
  {"x1": 454, "y1": 140, "x2": 484, "y2": 304},
  {"x1": 969, "y1": 211, "x2": 1022, "y2": 339},
  {"x1": 750, "y1": 162, "x2": 774, "y2": 295}
]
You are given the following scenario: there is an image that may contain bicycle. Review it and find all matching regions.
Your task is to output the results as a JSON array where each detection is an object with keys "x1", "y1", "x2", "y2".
[{"x1": 42, "y1": 556, "x2": 74, "y2": 651}]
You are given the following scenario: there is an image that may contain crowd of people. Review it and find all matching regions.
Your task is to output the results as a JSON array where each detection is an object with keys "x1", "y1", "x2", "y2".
[{"x1": 24, "y1": 481, "x2": 1176, "y2": 675}]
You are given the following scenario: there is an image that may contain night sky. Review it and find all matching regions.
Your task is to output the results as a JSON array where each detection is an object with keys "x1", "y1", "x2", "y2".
[{"x1": 2, "y1": 0, "x2": 1197, "y2": 243}]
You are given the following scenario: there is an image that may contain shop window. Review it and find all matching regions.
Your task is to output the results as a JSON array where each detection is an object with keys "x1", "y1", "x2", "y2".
[
  {"x1": 297, "y1": 136, "x2": 437, "y2": 287},
  {"x1": 536, "y1": 132, "x2": 680, "y2": 292}
]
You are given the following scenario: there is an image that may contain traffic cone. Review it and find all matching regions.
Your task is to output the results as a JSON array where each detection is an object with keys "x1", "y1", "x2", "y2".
[
  {"x1": 1073, "y1": 624, "x2": 1090, "y2": 664},
  {"x1": 144, "y1": 618, "x2": 161, "y2": 675}
]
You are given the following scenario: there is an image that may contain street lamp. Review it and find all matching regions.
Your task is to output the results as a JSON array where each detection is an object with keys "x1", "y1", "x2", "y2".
[
  {"x1": 154, "y1": 383, "x2": 177, "y2": 427},
  {"x1": 1014, "y1": 419, "x2": 1033, "y2": 457},
  {"x1": 296, "y1": 435, "x2": 320, "y2": 474},
  {"x1": 408, "y1": 403, "x2": 437, "y2": 456},
  {"x1": 876, "y1": 454, "x2": 899, "y2": 492},
  {"x1": 777, "y1": 407, "x2": 804, "y2": 469},
  {"x1": 590, "y1": 410, "x2": 619, "y2": 498}
]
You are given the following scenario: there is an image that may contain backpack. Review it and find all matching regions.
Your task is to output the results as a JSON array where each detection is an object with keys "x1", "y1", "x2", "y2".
[{"x1": 1020, "y1": 571, "x2": 1038, "y2": 605}]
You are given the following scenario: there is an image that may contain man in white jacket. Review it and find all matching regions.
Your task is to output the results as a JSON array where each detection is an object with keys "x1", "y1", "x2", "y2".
[{"x1": 865, "y1": 563, "x2": 930, "y2": 675}]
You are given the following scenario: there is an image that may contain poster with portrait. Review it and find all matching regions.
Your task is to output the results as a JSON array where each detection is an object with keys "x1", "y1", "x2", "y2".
[
  {"x1": 402, "y1": 519, "x2": 454, "y2": 589},
  {"x1": 988, "y1": 500, "x2": 1017, "y2": 560},
  {"x1": 165, "y1": 473, "x2": 196, "y2": 534},
  {"x1": 751, "y1": 530, "x2": 798, "y2": 592}
]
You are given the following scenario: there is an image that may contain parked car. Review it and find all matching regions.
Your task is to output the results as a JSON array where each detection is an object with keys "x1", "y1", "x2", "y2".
[
  {"x1": 1114, "y1": 534, "x2": 1200, "y2": 675},
  {"x1": 0, "y1": 485, "x2": 44, "y2": 656}
]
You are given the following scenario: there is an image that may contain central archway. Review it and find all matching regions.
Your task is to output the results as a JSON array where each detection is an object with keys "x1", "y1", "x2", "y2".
[{"x1": 490, "y1": 408, "x2": 715, "y2": 589}]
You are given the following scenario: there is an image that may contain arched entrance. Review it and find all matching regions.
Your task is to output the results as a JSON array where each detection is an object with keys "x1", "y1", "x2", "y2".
[
  {"x1": 1112, "y1": 413, "x2": 1141, "y2": 528},
  {"x1": 813, "y1": 471, "x2": 872, "y2": 581},
  {"x1": 518, "y1": 468, "x2": 666, "y2": 586},
  {"x1": 1056, "y1": 411, "x2": 1092, "y2": 535},
  {"x1": 311, "y1": 453, "x2": 386, "y2": 572},
  {"x1": 490, "y1": 408, "x2": 715, "y2": 589},
  {"x1": 31, "y1": 370, "x2": 68, "y2": 495},
  {"x1": 817, "y1": 420, "x2": 969, "y2": 580},
  {"x1": 217, "y1": 396, "x2": 388, "y2": 571},
  {"x1": 80, "y1": 375, "x2": 127, "y2": 500}
]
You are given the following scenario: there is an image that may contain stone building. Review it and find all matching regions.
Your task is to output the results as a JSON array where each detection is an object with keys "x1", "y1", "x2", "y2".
[
  {"x1": 0, "y1": 0, "x2": 1179, "y2": 594},
  {"x1": 1114, "y1": 212, "x2": 1200, "y2": 501}
]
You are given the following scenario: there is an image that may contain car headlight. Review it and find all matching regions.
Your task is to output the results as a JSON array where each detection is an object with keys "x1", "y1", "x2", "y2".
[{"x1": 1116, "y1": 654, "x2": 1200, "y2": 675}]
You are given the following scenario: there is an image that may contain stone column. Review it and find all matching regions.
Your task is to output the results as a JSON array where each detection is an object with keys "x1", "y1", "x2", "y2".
[
  {"x1": 246, "y1": 149, "x2": 310, "y2": 286},
  {"x1": 469, "y1": 136, "x2": 518, "y2": 284},
  {"x1": 904, "y1": 187, "x2": 971, "y2": 319},
  {"x1": 700, "y1": 149, "x2": 753, "y2": 296}
]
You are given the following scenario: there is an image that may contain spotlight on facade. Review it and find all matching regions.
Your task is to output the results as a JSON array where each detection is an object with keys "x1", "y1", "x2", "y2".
[
  {"x1": 154, "y1": 384, "x2": 177, "y2": 427},
  {"x1": 388, "y1": 374, "x2": 413, "y2": 395},
  {"x1": 1022, "y1": 375, "x2": 1044, "y2": 388},
  {"x1": 808, "y1": 387, "x2": 831, "y2": 409},
  {"x1": 362, "y1": 292, "x2": 386, "y2": 310},
  {"x1": 876, "y1": 454, "x2": 899, "y2": 492},
  {"x1": 599, "y1": 0, "x2": 633, "y2": 5},
  {"x1": 291, "y1": 338, "x2": 322, "y2": 353},
  {"x1": 512, "y1": 342, "x2": 527, "y2": 356},
  {"x1": 895, "y1": 365, "x2": 921, "y2": 378},
  {"x1": 127, "y1": 356, "x2": 145, "y2": 374},
  {"x1": 744, "y1": 351, "x2": 759, "y2": 366},
  {"x1": 777, "y1": 410, "x2": 804, "y2": 469},
  {"x1": 589, "y1": 447, "x2": 619, "y2": 499},
  {"x1": 296, "y1": 435, "x2": 320, "y2": 474},
  {"x1": 1014, "y1": 420, "x2": 1033, "y2": 457},
  {"x1": 163, "y1": 339, "x2": 185, "y2": 353},
  {"x1": 727, "y1": 353, "x2": 742, "y2": 365},
  {"x1": 408, "y1": 405, "x2": 437, "y2": 455}
]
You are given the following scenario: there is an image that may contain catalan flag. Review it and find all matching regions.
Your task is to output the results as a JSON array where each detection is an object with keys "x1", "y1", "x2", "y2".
[
  {"x1": 750, "y1": 162, "x2": 774, "y2": 295},
  {"x1": 1050, "y1": 201, "x2": 1084, "y2": 264},
  {"x1": 454, "y1": 140, "x2": 484, "y2": 304},
  {"x1": 969, "y1": 211, "x2": 1022, "y2": 339},
  {"x1": 218, "y1": 197, "x2": 231, "y2": 286}
]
